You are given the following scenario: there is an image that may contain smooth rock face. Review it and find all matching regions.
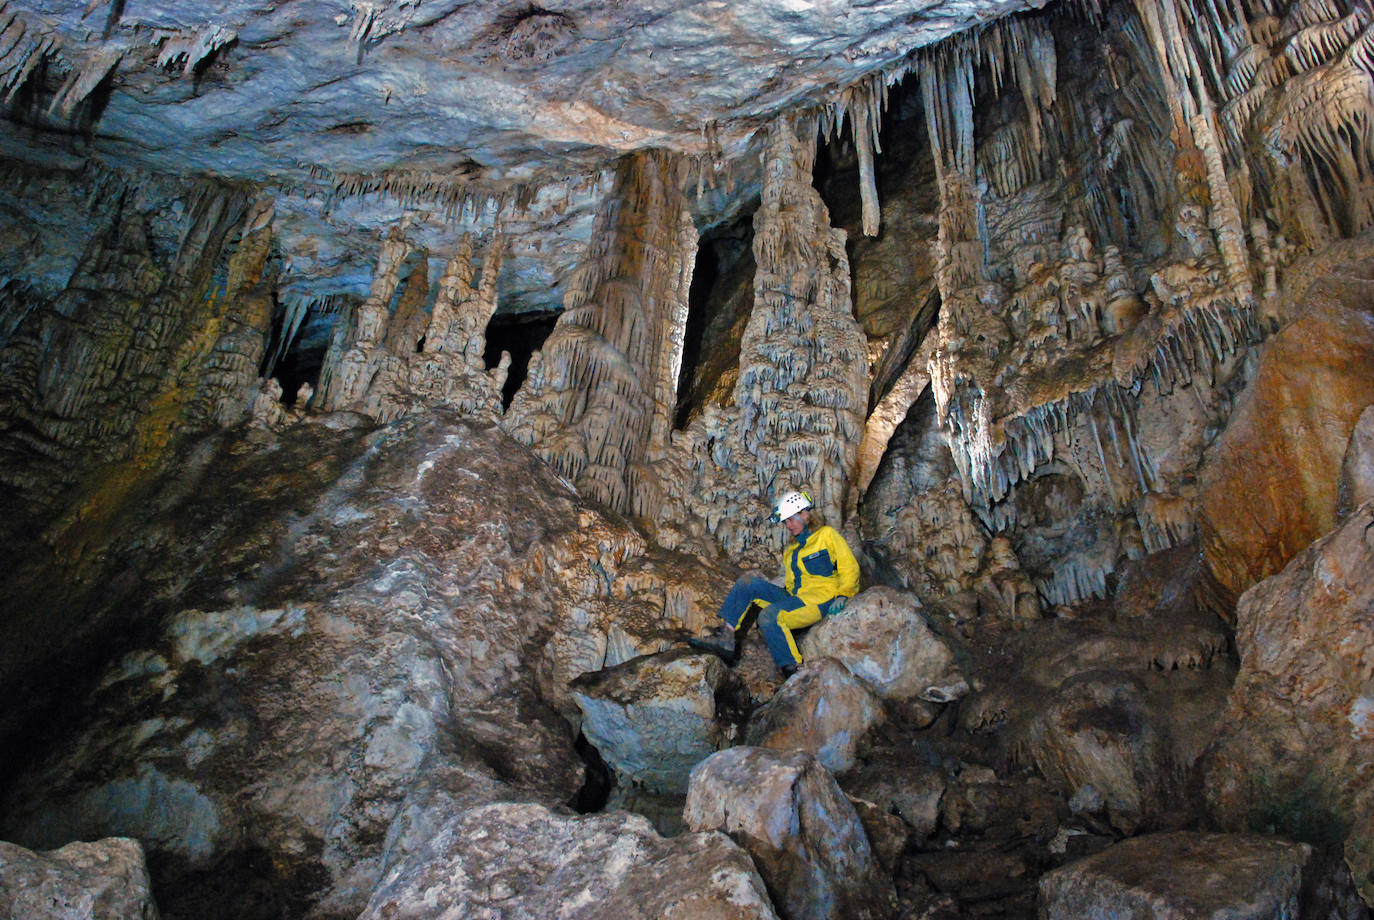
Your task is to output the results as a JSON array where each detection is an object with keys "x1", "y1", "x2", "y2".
[
  {"x1": 1203, "y1": 501, "x2": 1374, "y2": 903},
  {"x1": 0, "y1": 837, "x2": 158, "y2": 920},
  {"x1": 360, "y1": 801, "x2": 779, "y2": 920},
  {"x1": 684, "y1": 746, "x2": 891, "y2": 920},
  {"x1": 1038, "y1": 831, "x2": 1310, "y2": 920},
  {"x1": 744, "y1": 658, "x2": 886, "y2": 775},
  {"x1": 1197, "y1": 261, "x2": 1374, "y2": 615},
  {"x1": 570, "y1": 649, "x2": 728, "y2": 793},
  {"x1": 799, "y1": 586, "x2": 969, "y2": 703}
]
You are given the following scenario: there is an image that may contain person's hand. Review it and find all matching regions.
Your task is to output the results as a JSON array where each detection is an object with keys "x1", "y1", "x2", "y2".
[{"x1": 828, "y1": 596, "x2": 848, "y2": 614}]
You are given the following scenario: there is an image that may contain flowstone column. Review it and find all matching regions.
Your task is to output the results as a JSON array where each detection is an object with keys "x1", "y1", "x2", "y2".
[
  {"x1": 503, "y1": 150, "x2": 697, "y2": 515},
  {"x1": 647, "y1": 116, "x2": 869, "y2": 567},
  {"x1": 737, "y1": 116, "x2": 869, "y2": 533}
]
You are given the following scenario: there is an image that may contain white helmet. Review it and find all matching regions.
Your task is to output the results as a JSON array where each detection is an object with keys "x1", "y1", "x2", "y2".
[{"x1": 771, "y1": 490, "x2": 813, "y2": 523}]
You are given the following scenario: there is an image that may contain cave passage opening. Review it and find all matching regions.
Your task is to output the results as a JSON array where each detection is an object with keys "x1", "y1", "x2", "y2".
[{"x1": 484, "y1": 308, "x2": 560, "y2": 409}]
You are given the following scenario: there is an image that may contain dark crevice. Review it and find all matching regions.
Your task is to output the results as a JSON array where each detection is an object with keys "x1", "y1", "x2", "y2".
[
  {"x1": 568, "y1": 730, "x2": 613, "y2": 813},
  {"x1": 484, "y1": 308, "x2": 559, "y2": 410},
  {"x1": 674, "y1": 214, "x2": 755, "y2": 429}
]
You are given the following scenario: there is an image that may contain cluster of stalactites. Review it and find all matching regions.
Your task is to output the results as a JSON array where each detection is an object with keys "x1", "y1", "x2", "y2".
[
  {"x1": 306, "y1": 163, "x2": 607, "y2": 226},
  {"x1": 0, "y1": 6, "x2": 239, "y2": 119},
  {"x1": 501, "y1": 150, "x2": 696, "y2": 517},
  {"x1": 818, "y1": 72, "x2": 898, "y2": 237},
  {"x1": 312, "y1": 224, "x2": 509, "y2": 423},
  {"x1": 1217, "y1": 0, "x2": 1374, "y2": 238}
]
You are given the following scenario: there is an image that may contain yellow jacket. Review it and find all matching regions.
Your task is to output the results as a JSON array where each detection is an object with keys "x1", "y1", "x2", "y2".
[{"x1": 783, "y1": 525, "x2": 860, "y2": 608}]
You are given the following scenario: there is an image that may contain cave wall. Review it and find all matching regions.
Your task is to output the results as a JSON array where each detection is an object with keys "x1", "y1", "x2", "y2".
[
  {"x1": 3, "y1": 0, "x2": 1374, "y2": 914},
  {"x1": 4, "y1": 0, "x2": 1374, "y2": 709}
]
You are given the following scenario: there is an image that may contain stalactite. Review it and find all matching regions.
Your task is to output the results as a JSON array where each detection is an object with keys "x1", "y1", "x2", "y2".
[
  {"x1": 156, "y1": 25, "x2": 236, "y2": 75},
  {"x1": 48, "y1": 44, "x2": 121, "y2": 119},
  {"x1": 0, "y1": 7, "x2": 55, "y2": 103}
]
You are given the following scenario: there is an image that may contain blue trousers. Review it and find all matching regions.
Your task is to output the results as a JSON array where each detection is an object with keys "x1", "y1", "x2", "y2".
[{"x1": 717, "y1": 574, "x2": 838, "y2": 668}]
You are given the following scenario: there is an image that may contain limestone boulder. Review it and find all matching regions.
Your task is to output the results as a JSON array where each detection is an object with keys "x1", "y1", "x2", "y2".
[
  {"x1": 1202, "y1": 501, "x2": 1374, "y2": 902},
  {"x1": 0, "y1": 837, "x2": 158, "y2": 920},
  {"x1": 1197, "y1": 259, "x2": 1374, "y2": 617},
  {"x1": 1028, "y1": 670, "x2": 1175, "y2": 835},
  {"x1": 800, "y1": 586, "x2": 970, "y2": 703},
  {"x1": 684, "y1": 747, "x2": 892, "y2": 920},
  {"x1": 744, "y1": 658, "x2": 886, "y2": 774},
  {"x1": 570, "y1": 649, "x2": 729, "y2": 794},
  {"x1": 361, "y1": 801, "x2": 779, "y2": 920},
  {"x1": 1039, "y1": 831, "x2": 1310, "y2": 920},
  {"x1": 0, "y1": 411, "x2": 728, "y2": 917},
  {"x1": 843, "y1": 760, "x2": 946, "y2": 843}
]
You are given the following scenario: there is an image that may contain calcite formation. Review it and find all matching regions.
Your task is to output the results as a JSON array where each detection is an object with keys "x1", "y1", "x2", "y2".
[
  {"x1": 505, "y1": 150, "x2": 697, "y2": 517},
  {"x1": 5, "y1": 0, "x2": 1374, "y2": 916}
]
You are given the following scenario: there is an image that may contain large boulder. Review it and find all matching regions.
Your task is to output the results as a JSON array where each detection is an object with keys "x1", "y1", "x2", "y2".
[
  {"x1": 1197, "y1": 258, "x2": 1374, "y2": 617},
  {"x1": 800, "y1": 586, "x2": 969, "y2": 703},
  {"x1": 1028, "y1": 670, "x2": 1176, "y2": 835},
  {"x1": 1202, "y1": 501, "x2": 1374, "y2": 903},
  {"x1": 0, "y1": 837, "x2": 158, "y2": 920},
  {"x1": 570, "y1": 649, "x2": 729, "y2": 793},
  {"x1": 360, "y1": 801, "x2": 779, "y2": 920},
  {"x1": 684, "y1": 746, "x2": 892, "y2": 920},
  {"x1": 744, "y1": 658, "x2": 886, "y2": 774},
  {"x1": 0, "y1": 412, "x2": 727, "y2": 917},
  {"x1": 1039, "y1": 831, "x2": 1309, "y2": 920}
]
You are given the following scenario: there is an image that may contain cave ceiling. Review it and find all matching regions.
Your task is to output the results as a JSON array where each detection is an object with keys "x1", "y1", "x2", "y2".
[{"x1": 0, "y1": 0, "x2": 1043, "y2": 312}]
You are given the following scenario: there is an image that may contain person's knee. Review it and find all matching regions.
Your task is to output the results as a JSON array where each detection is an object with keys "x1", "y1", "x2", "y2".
[{"x1": 759, "y1": 606, "x2": 779, "y2": 630}]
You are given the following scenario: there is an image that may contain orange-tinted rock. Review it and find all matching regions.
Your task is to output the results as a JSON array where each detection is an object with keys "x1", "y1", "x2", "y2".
[{"x1": 1197, "y1": 259, "x2": 1374, "y2": 618}]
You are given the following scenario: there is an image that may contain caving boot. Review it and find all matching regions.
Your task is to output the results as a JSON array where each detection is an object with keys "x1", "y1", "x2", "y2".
[
  {"x1": 780, "y1": 664, "x2": 799, "y2": 680},
  {"x1": 687, "y1": 623, "x2": 737, "y2": 663}
]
